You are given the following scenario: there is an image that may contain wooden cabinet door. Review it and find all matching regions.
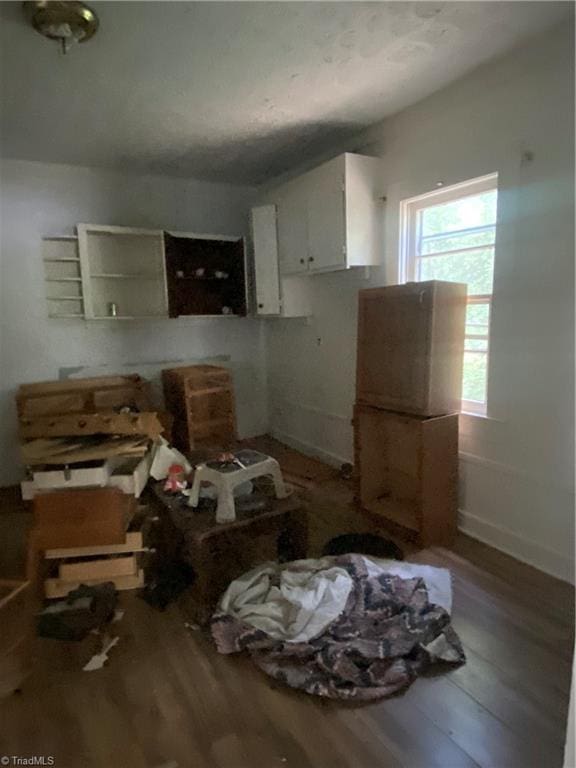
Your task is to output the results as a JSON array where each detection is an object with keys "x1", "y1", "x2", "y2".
[
  {"x1": 356, "y1": 283, "x2": 432, "y2": 414},
  {"x1": 306, "y1": 157, "x2": 346, "y2": 273},
  {"x1": 277, "y1": 177, "x2": 308, "y2": 275}
]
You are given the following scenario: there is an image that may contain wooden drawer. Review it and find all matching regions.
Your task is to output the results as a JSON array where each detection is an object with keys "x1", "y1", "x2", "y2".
[{"x1": 59, "y1": 554, "x2": 138, "y2": 582}]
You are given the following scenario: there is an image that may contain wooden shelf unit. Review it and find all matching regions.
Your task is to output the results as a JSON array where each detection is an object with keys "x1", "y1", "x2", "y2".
[
  {"x1": 354, "y1": 405, "x2": 459, "y2": 546},
  {"x1": 43, "y1": 237, "x2": 84, "y2": 320},
  {"x1": 164, "y1": 232, "x2": 247, "y2": 317},
  {"x1": 162, "y1": 365, "x2": 237, "y2": 452},
  {"x1": 43, "y1": 226, "x2": 248, "y2": 320},
  {"x1": 78, "y1": 225, "x2": 169, "y2": 320}
]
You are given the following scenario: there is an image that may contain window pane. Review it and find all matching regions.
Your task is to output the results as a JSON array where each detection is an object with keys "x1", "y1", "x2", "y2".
[
  {"x1": 462, "y1": 351, "x2": 488, "y2": 403},
  {"x1": 465, "y1": 338, "x2": 488, "y2": 352},
  {"x1": 420, "y1": 227, "x2": 495, "y2": 255},
  {"x1": 418, "y1": 249, "x2": 494, "y2": 295},
  {"x1": 421, "y1": 191, "x2": 497, "y2": 236},
  {"x1": 466, "y1": 302, "x2": 490, "y2": 326}
]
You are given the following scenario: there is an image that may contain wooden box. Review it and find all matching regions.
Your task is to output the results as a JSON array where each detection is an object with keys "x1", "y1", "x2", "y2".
[
  {"x1": 162, "y1": 365, "x2": 237, "y2": 452},
  {"x1": 354, "y1": 405, "x2": 459, "y2": 546},
  {"x1": 27, "y1": 488, "x2": 134, "y2": 586},
  {"x1": 31, "y1": 488, "x2": 133, "y2": 548},
  {"x1": 356, "y1": 281, "x2": 467, "y2": 417}
]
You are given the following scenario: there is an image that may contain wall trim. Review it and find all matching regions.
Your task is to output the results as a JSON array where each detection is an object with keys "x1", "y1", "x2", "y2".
[
  {"x1": 270, "y1": 428, "x2": 349, "y2": 468},
  {"x1": 272, "y1": 427, "x2": 574, "y2": 585},
  {"x1": 458, "y1": 509, "x2": 574, "y2": 585},
  {"x1": 270, "y1": 398, "x2": 350, "y2": 425}
]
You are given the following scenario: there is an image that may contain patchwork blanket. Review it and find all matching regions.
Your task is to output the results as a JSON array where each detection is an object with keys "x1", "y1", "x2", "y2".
[{"x1": 211, "y1": 555, "x2": 465, "y2": 700}]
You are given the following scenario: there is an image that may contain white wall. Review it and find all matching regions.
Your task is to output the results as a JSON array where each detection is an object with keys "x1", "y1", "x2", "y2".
[
  {"x1": 264, "y1": 23, "x2": 575, "y2": 582},
  {"x1": 0, "y1": 159, "x2": 265, "y2": 487}
]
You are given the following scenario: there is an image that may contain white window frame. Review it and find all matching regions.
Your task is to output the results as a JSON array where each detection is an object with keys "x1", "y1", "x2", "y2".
[{"x1": 399, "y1": 173, "x2": 498, "y2": 416}]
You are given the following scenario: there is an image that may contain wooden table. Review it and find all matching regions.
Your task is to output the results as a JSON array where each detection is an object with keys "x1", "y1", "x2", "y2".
[{"x1": 150, "y1": 484, "x2": 308, "y2": 624}]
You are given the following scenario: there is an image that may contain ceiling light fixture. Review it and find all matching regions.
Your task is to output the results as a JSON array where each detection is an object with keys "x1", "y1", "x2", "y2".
[{"x1": 23, "y1": 1, "x2": 99, "y2": 55}]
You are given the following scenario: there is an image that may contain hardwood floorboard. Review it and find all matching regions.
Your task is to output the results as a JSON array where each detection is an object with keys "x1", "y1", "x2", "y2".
[{"x1": 0, "y1": 438, "x2": 573, "y2": 768}]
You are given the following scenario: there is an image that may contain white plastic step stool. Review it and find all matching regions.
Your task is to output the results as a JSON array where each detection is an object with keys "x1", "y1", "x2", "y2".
[{"x1": 187, "y1": 449, "x2": 289, "y2": 523}]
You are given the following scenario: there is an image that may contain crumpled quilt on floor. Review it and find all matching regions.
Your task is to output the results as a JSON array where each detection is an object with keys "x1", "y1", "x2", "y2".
[{"x1": 211, "y1": 554, "x2": 465, "y2": 700}]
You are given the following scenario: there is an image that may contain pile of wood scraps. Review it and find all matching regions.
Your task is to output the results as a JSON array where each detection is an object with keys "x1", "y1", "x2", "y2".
[
  {"x1": 18, "y1": 374, "x2": 166, "y2": 501},
  {"x1": 16, "y1": 374, "x2": 165, "y2": 599},
  {"x1": 21, "y1": 434, "x2": 151, "y2": 465}
]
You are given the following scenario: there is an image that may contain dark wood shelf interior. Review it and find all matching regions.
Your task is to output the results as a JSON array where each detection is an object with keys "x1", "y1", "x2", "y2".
[{"x1": 164, "y1": 233, "x2": 246, "y2": 317}]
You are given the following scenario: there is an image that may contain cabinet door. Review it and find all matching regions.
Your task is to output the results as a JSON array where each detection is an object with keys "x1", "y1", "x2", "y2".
[
  {"x1": 276, "y1": 178, "x2": 308, "y2": 275},
  {"x1": 356, "y1": 283, "x2": 432, "y2": 414},
  {"x1": 251, "y1": 205, "x2": 281, "y2": 315},
  {"x1": 306, "y1": 157, "x2": 346, "y2": 272}
]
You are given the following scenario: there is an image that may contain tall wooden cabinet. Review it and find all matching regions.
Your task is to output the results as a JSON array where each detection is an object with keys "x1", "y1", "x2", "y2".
[
  {"x1": 355, "y1": 280, "x2": 466, "y2": 546},
  {"x1": 356, "y1": 281, "x2": 467, "y2": 417}
]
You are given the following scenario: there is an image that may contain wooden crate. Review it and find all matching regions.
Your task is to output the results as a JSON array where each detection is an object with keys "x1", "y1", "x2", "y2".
[
  {"x1": 354, "y1": 405, "x2": 459, "y2": 546},
  {"x1": 27, "y1": 488, "x2": 135, "y2": 588},
  {"x1": 162, "y1": 365, "x2": 237, "y2": 452},
  {"x1": 356, "y1": 281, "x2": 467, "y2": 417},
  {"x1": 40, "y1": 502, "x2": 152, "y2": 599},
  {"x1": 16, "y1": 374, "x2": 153, "y2": 418}
]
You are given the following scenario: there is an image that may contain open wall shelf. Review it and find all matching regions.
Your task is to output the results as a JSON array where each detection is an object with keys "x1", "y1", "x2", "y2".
[
  {"x1": 43, "y1": 226, "x2": 247, "y2": 321},
  {"x1": 43, "y1": 237, "x2": 84, "y2": 320}
]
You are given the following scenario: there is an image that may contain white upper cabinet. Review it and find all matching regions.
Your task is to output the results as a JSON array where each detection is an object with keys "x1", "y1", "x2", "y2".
[
  {"x1": 78, "y1": 224, "x2": 168, "y2": 320},
  {"x1": 273, "y1": 153, "x2": 384, "y2": 276},
  {"x1": 250, "y1": 204, "x2": 313, "y2": 318},
  {"x1": 276, "y1": 175, "x2": 309, "y2": 275},
  {"x1": 306, "y1": 158, "x2": 346, "y2": 272},
  {"x1": 250, "y1": 205, "x2": 281, "y2": 315}
]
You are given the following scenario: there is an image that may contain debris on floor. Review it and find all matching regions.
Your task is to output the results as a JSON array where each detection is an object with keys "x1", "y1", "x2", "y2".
[
  {"x1": 211, "y1": 555, "x2": 464, "y2": 700},
  {"x1": 37, "y1": 582, "x2": 117, "y2": 641},
  {"x1": 184, "y1": 621, "x2": 200, "y2": 632},
  {"x1": 83, "y1": 633, "x2": 120, "y2": 672},
  {"x1": 150, "y1": 437, "x2": 192, "y2": 481}
]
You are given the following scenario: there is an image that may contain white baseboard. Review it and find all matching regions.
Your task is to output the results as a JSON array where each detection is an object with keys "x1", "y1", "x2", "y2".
[
  {"x1": 269, "y1": 412, "x2": 575, "y2": 585},
  {"x1": 458, "y1": 509, "x2": 574, "y2": 584},
  {"x1": 270, "y1": 428, "x2": 348, "y2": 468}
]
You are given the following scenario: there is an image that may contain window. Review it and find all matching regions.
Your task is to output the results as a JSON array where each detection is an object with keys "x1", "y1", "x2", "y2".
[{"x1": 400, "y1": 174, "x2": 498, "y2": 415}]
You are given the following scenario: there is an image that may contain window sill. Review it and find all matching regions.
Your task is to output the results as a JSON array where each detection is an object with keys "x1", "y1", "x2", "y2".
[{"x1": 460, "y1": 411, "x2": 504, "y2": 424}]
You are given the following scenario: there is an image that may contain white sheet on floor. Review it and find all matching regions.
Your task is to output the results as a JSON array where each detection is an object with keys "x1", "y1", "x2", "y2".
[
  {"x1": 218, "y1": 556, "x2": 453, "y2": 644},
  {"x1": 218, "y1": 559, "x2": 352, "y2": 643}
]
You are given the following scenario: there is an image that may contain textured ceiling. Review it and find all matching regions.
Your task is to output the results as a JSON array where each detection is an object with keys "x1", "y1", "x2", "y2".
[{"x1": 0, "y1": 1, "x2": 571, "y2": 184}]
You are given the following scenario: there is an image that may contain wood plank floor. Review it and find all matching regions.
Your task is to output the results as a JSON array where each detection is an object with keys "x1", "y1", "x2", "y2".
[{"x1": 0, "y1": 437, "x2": 573, "y2": 768}]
